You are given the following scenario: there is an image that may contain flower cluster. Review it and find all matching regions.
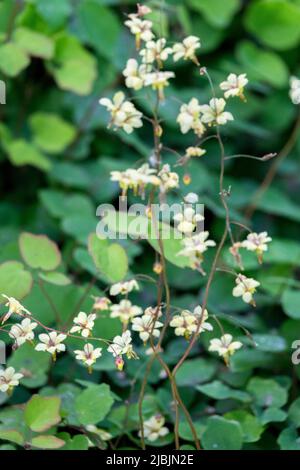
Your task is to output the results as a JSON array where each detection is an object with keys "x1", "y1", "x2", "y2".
[{"x1": 170, "y1": 306, "x2": 212, "y2": 340}]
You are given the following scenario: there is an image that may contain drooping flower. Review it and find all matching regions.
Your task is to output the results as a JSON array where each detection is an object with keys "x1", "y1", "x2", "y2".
[
  {"x1": 144, "y1": 305, "x2": 163, "y2": 318},
  {"x1": 123, "y1": 59, "x2": 147, "y2": 90},
  {"x1": 173, "y1": 207, "x2": 204, "y2": 235},
  {"x1": 178, "y1": 231, "x2": 216, "y2": 272},
  {"x1": 74, "y1": 343, "x2": 102, "y2": 370},
  {"x1": 9, "y1": 318, "x2": 37, "y2": 347},
  {"x1": 131, "y1": 314, "x2": 163, "y2": 343},
  {"x1": 110, "y1": 300, "x2": 142, "y2": 325},
  {"x1": 99, "y1": 91, "x2": 143, "y2": 134},
  {"x1": 209, "y1": 334, "x2": 242, "y2": 365},
  {"x1": 140, "y1": 38, "x2": 173, "y2": 66},
  {"x1": 138, "y1": 414, "x2": 169, "y2": 441},
  {"x1": 35, "y1": 332, "x2": 66, "y2": 360},
  {"x1": 0, "y1": 367, "x2": 23, "y2": 394},
  {"x1": 185, "y1": 147, "x2": 206, "y2": 158},
  {"x1": 200, "y1": 98, "x2": 233, "y2": 126},
  {"x1": 92, "y1": 296, "x2": 111, "y2": 311},
  {"x1": 220, "y1": 73, "x2": 248, "y2": 100},
  {"x1": 241, "y1": 231, "x2": 272, "y2": 263},
  {"x1": 177, "y1": 98, "x2": 205, "y2": 136},
  {"x1": 143, "y1": 71, "x2": 175, "y2": 100},
  {"x1": 232, "y1": 274, "x2": 260, "y2": 306},
  {"x1": 158, "y1": 164, "x2": 179, "y2": 192},
  {"x1": 289, "y1": 76, "x2": 300, "y2": 105},
  {"x1": 184, "y1": 193, "x2": 199, "y2": 204},
  {"x1": 70, "y1": 312, "x2": 96, "y2": 338},
  {"x1": 170, "y1": 306, "x2": 212, "y2": 339},
  {"x1": 124, "y1": 14, "x2": 154, "y2": 49},
  {"x1": 110, "y1": 164, "x2": 160, "y2": 198},
  {"x1": 173, "y1": 36, "x2": 200, "y2": 63},
  {"x1": 1, "y1": 295, "x2": 30, "y2": 324},
  {"x1": 109, "y1": 280, "x2": 139, "y2": 296},
  {"x1": 107, "y1": 330, "x2": 137, "y2": 370}
]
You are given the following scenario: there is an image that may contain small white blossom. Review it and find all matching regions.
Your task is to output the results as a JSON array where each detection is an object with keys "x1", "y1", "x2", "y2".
[
  {"x1": 173, "y1": 36, "x2": 200, "y2": 63},
  {"x1": 232, "y1": 274, "x2": 260, "y2": 306},
  {"x1": 70, "y1": 312, "x2": 96, "y2": 338},
  {"x1": 74, "y1": 343, "x2": 102, "y2": 368},
  {"x1": 139, "y1": 414, "x2": 169, "y2": 441},
  {"x1": 107, "y1": 330, "x2": 137, "y2": 369},
  {"x1": 140, "y1": 38, "x2": 172, "y2": 65},
  {"x1": 92, "y1": 296, "x2": 111, "y2": 311},
  {"x1": 185, "y1": 147, "x2": 206, "y2": 158},
  {"x1": 9, "y1": 318, "x2": 37, "y2": 347},
  {"x1": 241, "y1": 231, "x2": 272, "y2": 263},
  {"x1": 109, "y1": 280, "x2": 139, "y2": 296},
  {"x1": 110, "y1": 164, "x2": 160, "y2": 198},
  {"x1": 144, "y1": 305, "x2": 163, "y2": 318},
  {"x1": 99, "y1": 91, "x2": 143, "y2": 134},
  {"x1": 1, "y1": 295, "x2": 30, "y2": 324},
  {"x1": 209, "y1": 334, "x2": 242, "y2": 365},
  {"x1": 0, "y1": 367, "x2": 23, "y2": 394},
  {"x1": 123, "y1": 59, "x2": 147, "y2": 90},
  {"x1": 158, "y1": 164, "x2": 179, "y2": 192},
  {"x1": 200, "y1": 98, "x2": 233, "y2": 126},
  {"x1": 170, "y1": 306, "x2": 212, "y2": 339},
  {"x1": 124, "y1": 14, "x2": 154, "y2": 48},
  {"x1": 177, "y1": 98, "x2": 205, "y2": 136},
  {"x1": 184, "y1": 193, "x2": 199, "y2": 204},
  {"x1": 220, "y1": 73, "x2": 248, "y2": 100},
  {"x1": 131, "y1": 314, "x2": 163, "y2": 343},
  {"x1": 173, "y1": 207, "x2": 204, "y2": 235},
  {"x1": 110, "y1": 299, "x2": 142, "y2": 325},
  {"x1": 289, "y1": 76, "x2": 300, "y2": 105},
  {"x1": 35, "y1": 332, "x2": 66, "y2": 359},
  {"x1": 178, "y1": 231, "x2": 216, "y2": 272},
  {"x1": 144, "y1": 71, "x2": 175, "y2": 100}
]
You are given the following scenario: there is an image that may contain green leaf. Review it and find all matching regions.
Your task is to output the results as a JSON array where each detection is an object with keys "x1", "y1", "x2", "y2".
[
  {"x1": 39, "y1": 190, "x2": 94, "y2": 219},
  {"x1": 197, "y1": 380, "x2": 252, "y2": 403},
  {"x1": 224, "y1": 410, "x2": 264, "y2": 442},
  {"x1": 13, "y1": 27, "x2": 54, "y2": 59},
  {"x1": 19, "y1": 232, "x2": 61, "y2": 271},
  {"x1": 188, "y1": 0, "x2": 239, "y2": 28},
  {"x1": 0, "y1": 43, "x2": 29, "y2": 77},
  {"x1": 278, "y1": 427, "x2": 300, "y2": 450},
  {"x1": 202, "y1": 416, "x2": 243, "y2": 450},
  {"x1": 6, "y1": 140, "x2": 51, "y2": 171},
  {"x1": 251, "y1": 334, "x2": 287, "y2": 352},
  {"x1": 24, "y1": 395, "x2": 61, "y2": 432},
  {"x1": 0, "y1": 261, "x2": 32, "y2": 299},
  {"x1": 236, "y1": 41, "x2": 288, "y2": 88},
  {"x1": 0, "y1": 430, "x2": 24, "y2": 446},
  {"x1": 245, "y1": 0, "x2": 300, "y2": 50},
  {"x1": 260, "y1": 407, "x2": 287, "y2": 425},
  {"x1": 38, "y1": 271, "x2": 71, "y2": 286},
  {"x1": 176, "y1": 358, "x2": 216, "y2": 387},
  {"x1": 31, "y1": 435, "x2": 65, "y2": 449},
  {"x1": 77, "y1": 1, "x2": 121, "y2": 59},
  {"x1": 88, "y1": 233, "x2": 128, "y2": 283},
  {"x1": 288, "y1": 398, "x2": 300, "y2": 428},
  {"x1": 8, "y1": 343, "x2": 50, "y2": 388},
  {"x1": 29, "y1": 113, "x2": 76, "y2": 154},
  {"x1": 75, "y1": 384, "x2": 114, "y2": 426},
  {"x1": 34, "y1": 0, "x2": 72, "y2": 28},
  {"x1": 58, "y1": 433, "x2": 89, "y2": 450},
  {"x1": 246, "y1": 377, "x2": 288, "y2": 408},
  {"x1": 282, "y1": 289, "x2": 300, "y2": 319}
]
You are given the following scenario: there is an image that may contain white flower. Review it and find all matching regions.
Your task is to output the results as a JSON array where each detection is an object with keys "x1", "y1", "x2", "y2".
[
  {"x1": 289, "y1": 76, "x2": 300, "y2": 105},
  {"x1": 9, "y1": 318, "x2": 37, "y2": 347},
  {"x1": 170, "y1": 306, "x2": 212, "y2": 339},
  {"x1": 209, "y1": 334, "x2": 242, "y2": 364},
  {"x1": 158, "y1": 164, "x2": 179, "y2": 192},
  {"x1": 144, "y1": 305, "x2": 163, "y2": 318},
  {"x1": 110, "y1": 299, "x2": 142, "y2": 325},
  {"x1": 143, "y1": 71, "x2": 175, "y2": 100},
  {"x1": 109, "y1": 280, "x2": 139, "y2": 296},
  {"x1": 92, "y1": 296, "x2": 111, "y2": 311},
  {"x1": 35, "y1": 331, "x2": 66, "y2": 359},
  {"x1": 124, "y1": 14, "x2": 154, "y2": 48},
  {"x1": 200, "y1": 98, "x2": 233, "y2": 126},
  {"x1": 110, "y1": 164, "x2": 160, "y2": 197},
  {"x1": 123, "y1": 59, "x2": 146, "y2": 90},
  {"x1": 131, "y1": 314, "x2": 163, "y2": 343},
  {"x1": 74, "y1": 343, "x2": 102, "y2": 368},
  {"x1": 184, "y1": 193, "x2": 199, "y2": 204},
  {"x1": 173, "y1": 207, "x2": 204, "y2": 235},
  {"x1": 139, "y1": 414, "x2": 169, "y2": 441},
  {"x1": 173, "y1": 36, "x2": 200, "y2": 63},
  {"x1": 241, "y1": 231, "x2": 272, "y2": 263},
  {"x1": 178, "y1": 231, "x2": 216, "y2": 271},
  {"x1": 107, "y1": 330, "x2": 137, "y2": 367},
  {"x1": 0, "y1": 367, "x2": 23, "y2": 394},
  {"x1": 140, "y1": 38, "x2": 172, "y2": 65},
  {"x1": 185, "y1": 147, "x2": 206, "y2": 158},
  {"x1": 70, "y1": 312, "x2": 96, "y2": 338},
  {"x1": 232, "y1": 274, "x2": 260, "y2": 306},
  {"x1": 177, "y1": 98, "x2": 205, "y2": 136},
  {"x1": 220, "y1": 73, "x2": 248, "y2": 100},
  {"x1": 1, "y1": 295, "x2": 30, "y2": 324},
  {"x1": 99, "y1": 91, "x2": 143, "y2": 134}
]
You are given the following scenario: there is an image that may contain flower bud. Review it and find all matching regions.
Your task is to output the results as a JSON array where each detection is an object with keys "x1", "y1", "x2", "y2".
[{"x1": 115, "y1": 356, "x2": 124, "y2": 371}]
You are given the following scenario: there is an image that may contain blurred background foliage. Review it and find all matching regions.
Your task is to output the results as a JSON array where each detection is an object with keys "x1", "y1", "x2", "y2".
[{"x1": 0, "y1": 0, "x2": 300, "y2": 450}]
